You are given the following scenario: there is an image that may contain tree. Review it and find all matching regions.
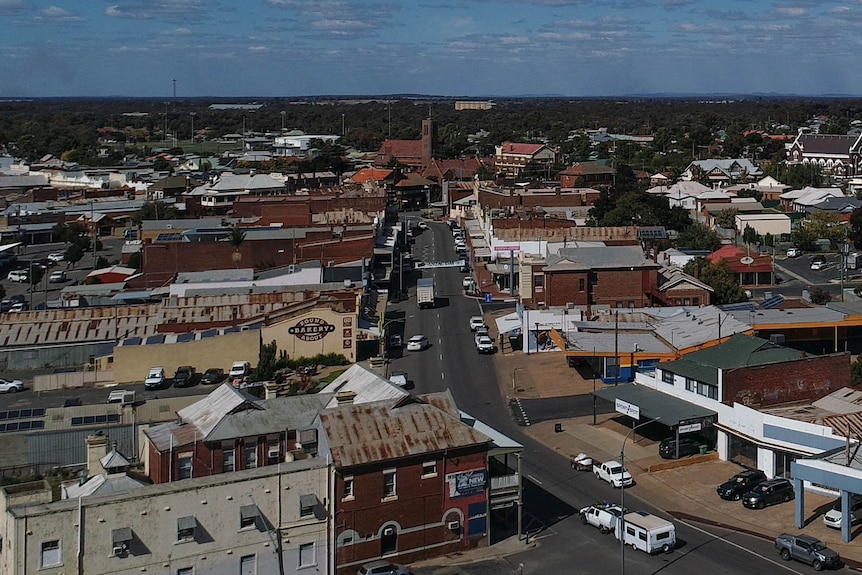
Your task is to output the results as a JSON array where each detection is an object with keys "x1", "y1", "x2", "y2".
[
  {"x1": 683, "y1": 257, "x2": 747, "y2": 304},
  {"x1": 65, "y1": 244, "x2": 84, "y2": 268},
  {"x1": 257, "y1": 340, "x2": 280, "y2": 381},
  {"x1": 229, "y1": 226, "x2": 246, "y2": 268},
  {"x1": 715, "y1": 208, "x2": 738, "y2": 230},
  {"x1": 127, "y1": 252, "x2": 141, "y2": 271},
  {"x1": 132, "y1": 201, "x2": 180, "y2": 225},
  {"x1": 809, "y1": 287, "x2": 832, "y2": 305},
  {"x1": 851, "y1": 357, "x2": 862, "y2": 386},
  {"x1": 742, "y1": 224, "x2": 757, "y2": 245},
  {"x1": 677, "y1": 223, "x2": 721, "y2": 251},
  {"x1": 28, "y1": 265, "x2": 44, "y2": 287}
]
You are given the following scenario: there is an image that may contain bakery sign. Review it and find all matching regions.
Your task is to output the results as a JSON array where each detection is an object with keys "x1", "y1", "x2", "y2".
[{"x1": 288, "y1": 317, "x2": 336, "y2": 341}]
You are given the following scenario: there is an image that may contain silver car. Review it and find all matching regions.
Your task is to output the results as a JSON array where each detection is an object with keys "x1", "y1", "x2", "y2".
[{"x1": 0, "y1": 378, "x2": 24, "y2": 393}]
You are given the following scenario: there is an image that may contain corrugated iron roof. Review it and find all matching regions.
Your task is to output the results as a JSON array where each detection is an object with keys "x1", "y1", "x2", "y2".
[
  {"x1": 205, "y1": 394, "x2": 331, "y2": 442},
  {"x1": 177, "y1": 384, "x2": 261, "y2": 438},
  {"x1": 319, "y1": 391, "x2": 490, "y2": 468}
]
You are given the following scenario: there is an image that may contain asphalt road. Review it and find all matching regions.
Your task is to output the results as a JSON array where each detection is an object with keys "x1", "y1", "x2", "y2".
[{"x1": 393, "y1": 221, "x2": 841, "y2": 574}]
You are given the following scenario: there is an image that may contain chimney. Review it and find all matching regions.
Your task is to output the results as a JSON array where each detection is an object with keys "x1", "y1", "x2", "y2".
[
  {"x1": 335, "y1": 391, "x2": 357, "y2": 406},
  {"x1": 265, "y1": 381, "x2": 279, "y2": 401},
  {"x1": 86, "y1": 434, "x2": 109, "y2": 479}
]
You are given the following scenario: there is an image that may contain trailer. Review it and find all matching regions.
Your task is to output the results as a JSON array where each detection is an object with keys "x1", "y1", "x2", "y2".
[
  {"x1": 416, "y1": 278, "x2": 435, "y2": 309},
  {"x1": 615, "y1": 511, "x2": 676, "y2": 554}
]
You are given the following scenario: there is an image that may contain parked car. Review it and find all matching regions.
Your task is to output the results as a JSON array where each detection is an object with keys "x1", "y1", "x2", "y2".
[
  {"x1": 9, "y1": 302, "x2": 28, "y2": 313},
  {"x1": 659, "y1": 437, "x2": 707, "y2": 459},
  {"x1": 47, "y1": 253, "x2": 65, "y2": 263},
  {"x1": 172, "y1": 366, "x2": 196, "y2": 387},
  {"x1": 742, "y1": 477, "x2": 794, "y2": 509},
  {"x1": 716, "y1": 469, "x2": 768, "y2": 501},
  {"x1": 476, "y1": 335, "x2": 495, "y2": 354},
  {"x1": 357, "y1": 560, "x2": 411, "y2": 575},
  {"x1": 201, "y1": 368, "x2": 225, "y2": 385},
  {"x1": 0, "y1": 294, "x2": 25, "y2": 311},
  {"x1": 229, "y1": 361, "x2": 251, "y2": 379},
  {"x1": 144, "y1": 367, "x2": 166, "y2": 389},
  {"x1": 389, "y1": 370, "x2": 408, "y2": 387},
  {"x1": 406, "y1": 334, "x2": 429, "y2": 351},
  {"x1": 0, "y1": 378, "x2": 23, "y2": 393},
  {"x1": 49, "y1": 270, "x2": 67, "y2": 282},
  {"x1": 823, "y1": 495, "x2": 862, "y2": 529},
  {"x1": 7, "y1": 269, "x2": 28, "y2": 282},
  {"x1": 469, "y1": 316, "x2": 486, "y2": 331},
  {"x1": 462, "y1": 276, "x2": 474, "y2": 290},
  {"x1": 775, "y1": 533, "x2": 841, "y2": 571},
  {"x1": 786, "y1": 247, "x2": 802, "y2": 258},
  {"x1": 811, "y1": 257, "x2": 827, "y2": 271},
  {"x1": 107, "y1": 389, "x2": 135, "y2": 405}
]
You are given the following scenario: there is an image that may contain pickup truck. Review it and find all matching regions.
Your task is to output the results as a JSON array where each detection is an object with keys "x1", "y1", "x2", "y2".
[
  {"x1": 580, "y1": 502, "x2": 626, "y2": 534},
  {"x1": 593, "y1": 460, "x2": 633, "y2": 488}
]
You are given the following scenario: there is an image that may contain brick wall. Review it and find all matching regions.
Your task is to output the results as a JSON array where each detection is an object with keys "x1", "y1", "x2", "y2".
[
  {"x1": 544, "y1": 269, "x2": 656, "y2": 308},
  {"x1": 724, "y1": 353, "x2": 851, "y2": 407},
  {"x1": 335, "y1": 447, "x2": 487, "y2": 573}
]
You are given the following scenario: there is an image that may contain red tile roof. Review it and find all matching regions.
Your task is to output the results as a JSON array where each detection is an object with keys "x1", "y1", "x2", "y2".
[
  {"x1": 351, "y1": 168, "x2": 394, "y2": 185},
  {"x1": 708, "y1": 245, "x2": 772, "y2": 272},
  {"x1": 498, "y1": 141, "x2": 547, "y2": 156}
]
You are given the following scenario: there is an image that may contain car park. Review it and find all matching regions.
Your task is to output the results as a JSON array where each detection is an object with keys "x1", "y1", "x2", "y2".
[
  {"x1": 469, "y1": 316, "x2": 486, "y2": 331},
  {"x1": 823, "y1": 495, "x2": 862, "y2": 529},
  {"x1": 406, "y1": 335, "x2": 429, "y2": 351},
  {"x1": 172, "y1": 366, "x2": 196, "y2": 387},
  {"x1": 357, "y1": 560, "x2": 411, "y2": 575},
  {"x1": 775, "y1": 533, "x2": 841, "y2": 571},
  {"x1": 0, "y1": 378, "x2": 23, "y2": 393},
  {"x1": 786, "y1": 247, "x2": 802, "y2": 258},
  {"x1": 716, "y1": 469, "x2": 768, "y2": 501},
  {"x1": 144, "y1": 367, "x2": 166, "y2": 389},
  {"x1": 658, "y1": 437, "x2": 708, "y2": 459},
  {"x1": 201, "y1": 368, "x2": 225, "y2": 385},
  {"x1": 49, "y1": 270, "x2": 67, "y2": 282},
  {"x1": 742, "y1": 477, "x2": 794, "y2": 509}
]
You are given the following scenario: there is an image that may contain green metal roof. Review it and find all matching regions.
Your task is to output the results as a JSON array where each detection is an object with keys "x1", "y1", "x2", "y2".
[
  {"x1": 660, "y1": 358, "x2": 718, "y2": 386},
  {"x1": 592, "y1": 384, "x2": 716, "y2": 428},
  {"x1": 683, "y1": 333, "x2": 804, "y2": 369}
]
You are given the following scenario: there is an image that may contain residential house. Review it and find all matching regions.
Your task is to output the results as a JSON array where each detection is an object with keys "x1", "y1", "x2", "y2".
[
  {"x1": 653, "y1": 265, "x2": 713, "y2": 307},
  {"x1": 193, "y1": 173, "x2": 287, "y2": 214},
  {"x1": 779, "y1": 186, "x2": 845, "y2": 213},
  {"x1": 558, "y1": 161, "x2": 615, "y2": 188},
  {"x1": 682, "y1": 159, "x2": 762, "y2": 183},
  {"x1": 805, "y1": 195, "x2": 862, "y2": 216},
  {"x1": 708, "y1": 245, "x2": 773, "y2": 286}
]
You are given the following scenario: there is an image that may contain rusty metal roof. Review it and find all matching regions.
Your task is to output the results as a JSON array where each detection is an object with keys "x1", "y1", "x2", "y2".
[{"x1": 319, "y1": 391, "x2": 491, "y2": 469}]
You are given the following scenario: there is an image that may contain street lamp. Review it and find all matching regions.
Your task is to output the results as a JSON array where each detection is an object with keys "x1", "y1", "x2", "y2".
[{"x1": 620, "y1": 417, "x2": 660, "y2": 575}]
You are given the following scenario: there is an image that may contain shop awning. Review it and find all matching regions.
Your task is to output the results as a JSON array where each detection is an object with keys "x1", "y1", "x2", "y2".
[{"x1": 592, "y1": 383, "x2": 716, "y2": 428}]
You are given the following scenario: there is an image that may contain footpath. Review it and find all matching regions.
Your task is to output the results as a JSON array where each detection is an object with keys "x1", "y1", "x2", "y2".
[{"x1": 415, "y1": 311, "x2": 862, "y2": 571}]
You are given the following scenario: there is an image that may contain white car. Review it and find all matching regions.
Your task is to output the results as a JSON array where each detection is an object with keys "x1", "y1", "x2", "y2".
[
  {"x1": 786, "y1": 247, "x2": 802, "y2": 258},
  {"x1": 47, "y1": 253, "x2": 65, "y2": 263},
  {"x1": 811, "y1": 259, "x2": 827, "y2": 271},
  {"x1": 144, "y1": 367, "x2": 166, "y2": 389},
  {"x1": 476, "y1": 335, "x2": 495, "y2": 354},
  {"x1": 824, "y1": 496, "x2": 862, "y2": 528},
  {"x1": 469, "y1": 316, "x2": 486, "y2": 331},
  {"x1": 7, "y1": 270, "x2": 28, "y2": 282},
  {"x1": 406, "y1": 335, "x2": 429, "y2": 351},
  {"x1": 49, "y1": 270, "x2": 67, "y2": 282},
  {"x1": 0, "y1": 378, "x2": 23, "y2": 393}
]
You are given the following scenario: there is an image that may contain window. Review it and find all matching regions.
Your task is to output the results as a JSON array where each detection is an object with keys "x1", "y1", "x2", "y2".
[
  {"x1": 422, "y1": 460, "x2": 437, "y2": 477},
  {"x1": 240, "y1": 555, "x2": 256, "y2": 575},
  {"x1": 697, "y1": 381, "x2": 719, "y2": 400},
  {"x1": 693, "y1": 297, "x2": 700, "y2": 306},
  {"x1": 628, "y1": 301, "x2": 634, "y2": 309},
  {"x1": 684, "y1": 298, "x2": 691, "y2": 306},
  {"x1": 685, "y1": 378, "x2": 696, "y2": 392},
  {"x1": 383, "y1": 469, "x2": 397, "y2": 499},
  {"x1": 240, "y1": 505, "x2": 261, "y2": 530},
  {"x1": 177, "y1": 516, "x2": 197, "y2": 542},
  {"x1": 223, "y1": 448, "x2": 236, "y2": 473},
  {"x1": 615, "y1": 301, "x2": 623, "y2": 308},
  {"x1": 267, "y1": 440, "x2": 280, "y2": 464},
  {"x1": 178, "y1": 455, "x2": 192, "y2": 480},
  {"x1": 638, "y1": 532, "x2": 647, "y2": 541},
  {"x1": 661, "y1": 370, "x2": 674, "y2": 384},
  {"x1": 300, "y1": 494, "x2": 317, "y2": 518},
  {"x1": 656, "y1": 531, "x2": 670, "y2": 540},
  {"x1": 298, "y1": 543, "x2": 315, "y2": 568},
  {"x1": 245, "y1": 444, "x2": 258, "y2": 469},
  {"x1": 534, "y1": 275, "x2": 544, "y2": 288},
  {"x1": 177, "y1": 568, "x2": 193, "y2": 575},
  {"x1": 41, "y1": 540, "x2": 61, "y2": 568},
  {"x1": 579, "y1": 278, "x2": 585, "y2": 292},
  {"x1": 342, "y1": 476, "x2": 354, "y2": 500}
]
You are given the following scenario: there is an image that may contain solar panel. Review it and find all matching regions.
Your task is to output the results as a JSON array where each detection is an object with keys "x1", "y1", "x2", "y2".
[
  {"x1": 201, "y1": 329, "x2": 218, "y2": 339},
  {"x1": 32, "y1": 408, "x2": 45, "y2": 417},
  {"x1": 124, "y1": 337, "x2": 142, "y2": 346},
  {"x1": 718, "y1": 302, "x2": 757, "y2": 312},
  {"x1": 761, "y1": 294, "x2": 785, "y2": 310},
  {"x1": 176, "y1": 332, "x2": 195, "y2": 343},
  {"x1": 156, "y1": 232, "x2": 184, "y2": 241},
  {"x1": 146, "y1": 334, "x2": 166, "y2": 345}
]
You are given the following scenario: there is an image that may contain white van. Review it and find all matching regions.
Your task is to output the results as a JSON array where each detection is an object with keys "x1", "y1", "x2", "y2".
[{"x1": 615, "y1": 511, "x2": 675, "y2": 554}]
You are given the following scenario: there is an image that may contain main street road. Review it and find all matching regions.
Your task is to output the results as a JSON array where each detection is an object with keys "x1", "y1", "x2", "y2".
[{"x1": 390, "y1": 221, "x2": 832, "y2": 575}]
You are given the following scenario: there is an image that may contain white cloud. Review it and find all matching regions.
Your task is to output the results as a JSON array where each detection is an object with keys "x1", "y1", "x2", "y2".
[
  {"x1": 37, "y1": 6, "x2": 82, "y2": 22},
  {"x1": 775, "y1": 7, "x2": 808, "y2": 18}
]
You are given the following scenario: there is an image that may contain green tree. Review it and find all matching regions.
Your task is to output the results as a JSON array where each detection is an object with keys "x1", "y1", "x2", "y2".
[
  {"x1": 132, "y1": 201, "x2": 180, "y2": 225},
  {"x1": 677, "y1": 222, "x2": 721, "y2": 251},
  {"x1": 683, "y1": 257, "x2": 747, "y2": 304},
  {"x1": 851, "y1": 357, "x2": 862, "y2": 386},
  {"x1": 849, "y1": 208, "x2": 862, "y2": 249},
  {"x1": 65, "y1": 244, "x2": 84, "y2": 267},
  {"x1": 127, "y1": 252, "x2": 141, "y2": 271},
  {"x1": 96, "y1": 256, "x2": 110, "y2": 269},
  {"x1": 229, "y1": 226, "x2": 246, "y2": 268},
  {"x1": 715, "y1": 208, "x2": 738, "y2": 230},
  {"x1": 742, "y1": 224, "x2": 757, "y2": 245},
  {"x1": 28, "y1": 265, "x2": 44, "y2": 287},
  {"x1": 809, "y1": 287, "x2": 832, "y2": 305},
  {"x1": 257, "y1": 340, "x2": 280, "y2": 381}
]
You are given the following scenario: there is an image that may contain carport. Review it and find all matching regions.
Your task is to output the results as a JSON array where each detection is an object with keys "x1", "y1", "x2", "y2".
[
  {"x1": 793, "y1": 447, "x2": 862, "y2": 542},
  {"x1": 592, "y1": 384, "x2": 717, "y2": 457}
]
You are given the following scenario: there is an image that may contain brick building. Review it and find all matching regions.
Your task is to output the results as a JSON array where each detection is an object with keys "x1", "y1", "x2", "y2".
[
  {"x1": 558, "y1": 161, "x2": 616, "y2": 188},
  {"x1": 786, "y1": 133, "x2": 862, "y2": 178},
  {"x1": 652, "y1": 265, "x2": 713, "y2": 307},
  {"x1": 493, "y1": 142, "x2": 557, "y2": 178},
  {"x1": 319, "y1": 392, "x2": 492, "y2": 575},
  {"x1": 541, "y1": 245, "x2": 659, "y2": 310}
]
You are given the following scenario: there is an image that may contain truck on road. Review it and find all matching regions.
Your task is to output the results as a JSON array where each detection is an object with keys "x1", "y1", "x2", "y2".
[
  {"x1": 615, "y1": 511, "x2": 675, "y2": 554},
  {"x1": 593, "y1": 460, "x2": 633, "y2": 488},
  {"x1": 416, "y1": 278, "x2": 435, "y2": 309},
  {"x1": 580, "y1": 502, "x2": 626, "y2": 534}
]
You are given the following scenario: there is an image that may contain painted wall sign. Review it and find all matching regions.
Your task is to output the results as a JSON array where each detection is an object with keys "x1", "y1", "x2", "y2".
[
  {"x1": 446, "y1": 469, "x2": 488, "y2": 499},
  {"x1": 289, "y1": 317, "x2": 336, "y2": 341}
]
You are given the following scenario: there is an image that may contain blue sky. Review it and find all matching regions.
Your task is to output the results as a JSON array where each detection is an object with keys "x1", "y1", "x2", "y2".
[{"x1": 0, "y1": 0, "x2": 860, "y2": 98}]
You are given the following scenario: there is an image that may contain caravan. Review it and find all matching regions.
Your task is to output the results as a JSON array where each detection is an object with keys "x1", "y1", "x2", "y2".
[{"x1": 615, "y1": 511, "x2": 675, "y2": 554}]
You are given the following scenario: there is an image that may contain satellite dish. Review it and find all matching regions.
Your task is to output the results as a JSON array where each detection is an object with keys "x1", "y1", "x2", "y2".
[
  {"x1": 740, "y1": 256, "x2": 754, "y2": 265},
  {"x1": 503, "y1": 264, "x2": 510, "y2": 271}
]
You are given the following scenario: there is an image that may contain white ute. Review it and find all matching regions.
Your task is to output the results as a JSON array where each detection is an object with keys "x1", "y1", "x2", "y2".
[
  {"x1": 580, "y1": 502, "x2": 626, "y2": 534},
  {"x1": 593, "y1": 460, "x2": 633, "y2": 488}
]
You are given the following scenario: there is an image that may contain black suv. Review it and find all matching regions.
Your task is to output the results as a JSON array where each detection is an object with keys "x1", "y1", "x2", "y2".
[
  {"x1": 659, "y1": 437, "x2": 708, "y2": 459},
  {"x1": 717, "y1": 469, "x2": 768, "y2": 501},
  {"x1": 173, "y1": 366, "x2": 196, "y2": 388},
  {"x1": 743, "y1": 478, "x2": 794, "y2": 509}
]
